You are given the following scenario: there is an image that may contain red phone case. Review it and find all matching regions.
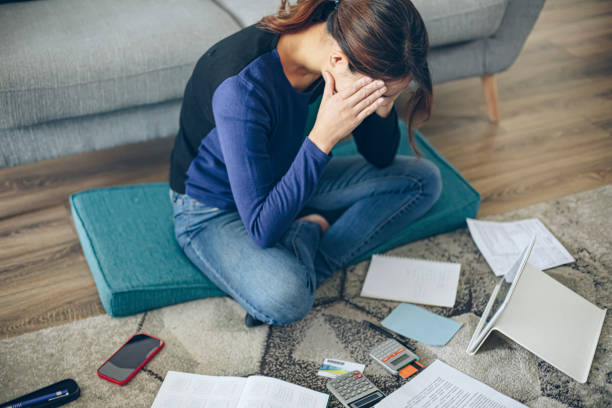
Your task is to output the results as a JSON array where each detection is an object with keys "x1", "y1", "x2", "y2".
[{"x1": 97, "y1": 332, "x2": 164, "y2": 386}]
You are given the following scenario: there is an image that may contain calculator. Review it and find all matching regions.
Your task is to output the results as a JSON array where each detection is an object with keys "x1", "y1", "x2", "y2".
[
  {"x1": 326, "y1": 370, "x2": 385, "y2": 408},
  {"x1": 369, "y1": 338, "x2": 423, "y2": 378}
]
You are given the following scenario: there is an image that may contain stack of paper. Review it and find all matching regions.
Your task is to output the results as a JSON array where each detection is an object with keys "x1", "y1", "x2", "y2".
[
  {"x1": 466, "y1": 218, "x2": 574, "y2": 278},
  {"x1": 375, "y1": 360, "x2": 526, "y2": 407}
]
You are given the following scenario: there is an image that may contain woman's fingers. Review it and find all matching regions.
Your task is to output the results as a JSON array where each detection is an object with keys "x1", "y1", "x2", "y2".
[
  {"x1": 322, "y1": 71, "x2": 335, "y2": 99},
  {"x1": 352, "y1": 85, "x2": 387, "y2": 114},
  {"x1": 356, "y1": 96, "x2": 385, "y2": 121},
  {"x1": 345, "y1": 79, "x2": 385, "y2": 107},
  {"x1": 338, "y1": 76, "x2": 373, "y2": 99}
]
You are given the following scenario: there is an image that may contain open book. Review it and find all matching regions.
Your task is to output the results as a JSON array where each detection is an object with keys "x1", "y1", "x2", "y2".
[
  {"x1": 467, "y1": 237, "x2": 606, "y2": 383},
  {"x1": 151, "y1": 371, "x2": 329, "y2": 408}
]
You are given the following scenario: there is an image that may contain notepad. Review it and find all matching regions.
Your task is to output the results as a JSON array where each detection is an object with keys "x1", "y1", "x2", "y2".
[
  {"x1": 360, "y1": 255, "x2": 461, "y2": 307},
  {"x1": 382, "y1": 303, "x2": 463, "y2": 346}
]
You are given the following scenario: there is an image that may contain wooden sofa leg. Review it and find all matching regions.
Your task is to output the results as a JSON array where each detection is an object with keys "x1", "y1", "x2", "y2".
[{"x1": 481, "y1": 74, "x2": 500, "y2": 124}]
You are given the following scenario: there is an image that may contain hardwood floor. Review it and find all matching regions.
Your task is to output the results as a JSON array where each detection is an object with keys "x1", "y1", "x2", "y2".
[
  {"x1": 417, "y1": 0, "x2": 612, "y2": 215},
  {"x1": 1, "y1": 0, "x2": 611, "y2": 339},
  {"x1": 0, "y1": 138, "x2": 174, "y2": 337}
]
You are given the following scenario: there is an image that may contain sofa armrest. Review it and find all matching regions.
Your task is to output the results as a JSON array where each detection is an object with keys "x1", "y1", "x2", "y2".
[{"x1": 484, "y1": 0, "x2": 546, "y2": 74}]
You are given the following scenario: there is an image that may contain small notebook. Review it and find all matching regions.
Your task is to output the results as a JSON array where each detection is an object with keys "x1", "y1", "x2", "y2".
[
  {"x1": 151, "y1": 371, "x2": 329, "y2": 408},
  {"x1": 360, "y1": 254, "x2": 461, "y2": 307},
  {"x1": 382, "y1": 303, "x2": 463, "y2": 346}
]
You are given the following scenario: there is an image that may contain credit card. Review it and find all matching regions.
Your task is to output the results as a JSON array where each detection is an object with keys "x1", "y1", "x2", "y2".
[{"x1": 317, "y1": 358, "x2": 366, "y2": 378}]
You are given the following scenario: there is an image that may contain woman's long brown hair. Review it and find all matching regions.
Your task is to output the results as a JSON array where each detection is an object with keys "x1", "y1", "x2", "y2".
[{"x1": 258, "y1": 0, "x2": 433, "y2": 156}]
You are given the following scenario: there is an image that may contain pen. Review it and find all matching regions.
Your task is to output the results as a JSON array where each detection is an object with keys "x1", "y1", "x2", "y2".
[
  {"x1": 365, "y1": 321, "x2": 416, "y2": 352},
  {"x1": 8, "y1": 389, "x2": 69, "y2": 408}
]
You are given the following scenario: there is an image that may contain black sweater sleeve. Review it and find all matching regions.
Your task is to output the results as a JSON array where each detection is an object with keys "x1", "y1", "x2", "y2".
[{"x1": 352, "y1": 106, "x2": 400, "y2": 168}]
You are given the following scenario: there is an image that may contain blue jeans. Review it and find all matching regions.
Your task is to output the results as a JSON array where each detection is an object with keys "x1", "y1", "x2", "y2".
[{"x1": 171, "y1": 156, "x2": 442, "y2": 325}]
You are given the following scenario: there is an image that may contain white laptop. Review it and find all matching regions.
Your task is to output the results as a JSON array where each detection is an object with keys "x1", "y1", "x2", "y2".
[{"x1": 467, "y1": 236, "x2": 606, "y2": 383}]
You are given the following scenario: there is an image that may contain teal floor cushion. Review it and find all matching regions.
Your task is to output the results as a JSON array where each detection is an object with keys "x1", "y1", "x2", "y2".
[{"x1": 70, "y1": 121, "x2": 479, "y2": 317}]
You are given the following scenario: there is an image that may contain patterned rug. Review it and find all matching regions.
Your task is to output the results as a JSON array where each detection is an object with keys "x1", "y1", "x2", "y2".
[{"x1": 1, "y1": 186, "x2": 610, "y2": 407}]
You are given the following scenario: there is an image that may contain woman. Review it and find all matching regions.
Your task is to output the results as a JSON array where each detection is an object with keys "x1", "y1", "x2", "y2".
[{"x1": 169, "y1": 0, "x2": 442, "y2": 327}]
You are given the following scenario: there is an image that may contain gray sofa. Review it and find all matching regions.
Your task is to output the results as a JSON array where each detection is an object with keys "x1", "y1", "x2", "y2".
[{"x1": 0, "y1": 0, "x2": 545, "y2": 168}]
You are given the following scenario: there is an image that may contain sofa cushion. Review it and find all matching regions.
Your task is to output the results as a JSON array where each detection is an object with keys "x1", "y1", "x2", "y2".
[
  {"x1": 0, "y1": 99, "x2": 181, "y2": 167},
  {"x1": 0, "y1": 0, "x2": 240, "y2": 130},
  {"x1": 414, "y1": 0, "x2": 508, "y2": 47},
  {"x1": 70, "y1": 122, "x2": 479, "y2": 317},
  {"x1": 0, "y1": 0, "x2": 507, "y2": 131},
  {"x1": 218, "y1": 0, "x2": 507, "y2": 48}
]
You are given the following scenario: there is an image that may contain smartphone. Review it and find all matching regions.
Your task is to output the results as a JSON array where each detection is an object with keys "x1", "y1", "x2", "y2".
[{"x1": 97, "y1": 332, "x2": 164, "y2": 386}]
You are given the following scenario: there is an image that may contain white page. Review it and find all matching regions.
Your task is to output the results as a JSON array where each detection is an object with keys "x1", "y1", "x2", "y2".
[
  {"x1": 375, "y1": 360, "x2": 525, "y2": 408},
  {"x1": 236, "y1": 375, "x2": 328, "y2": 408},
  {"x1": 466, "y1": 218, "x2": 574, "y2": 277},
  {"x1": 151, "y1": 371, "x2": 246, "y2": 408},
  {"x1": 361, "y1": 255, "x2": 461, "y2": 307}
]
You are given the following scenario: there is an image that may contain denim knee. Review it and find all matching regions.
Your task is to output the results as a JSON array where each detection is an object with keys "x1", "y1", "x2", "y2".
[
  {"x1": 390, "y1": 158, "x2": 441, "y2": 202},
  {"x1": 416, "y1": 158, "x2": 442, "y2": 207},
  {"x1": 251, "y1": 267, "x2": 315, "y2": 326}
]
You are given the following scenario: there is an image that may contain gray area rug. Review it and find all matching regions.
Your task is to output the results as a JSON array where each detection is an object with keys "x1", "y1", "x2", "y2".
[{"x1": 1, "y1": 186, "x2": 610, "y2": 407}]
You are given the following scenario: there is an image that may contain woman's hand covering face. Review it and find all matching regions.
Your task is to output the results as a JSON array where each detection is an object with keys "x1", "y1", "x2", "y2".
[{"x1": 307, "y1": 71, "x2": 387, "y2": 153}]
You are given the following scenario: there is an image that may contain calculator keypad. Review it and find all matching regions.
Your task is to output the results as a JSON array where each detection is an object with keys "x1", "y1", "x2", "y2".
[
  {"x1": 327, "y1": 371, "x2": 382, "y2": 406},
  {"x1": 371, "y1": 339, "x2": 405, "y2": 361},
  {"x1": 370, "y1": 339, "x2": 418, "y2": 375}
]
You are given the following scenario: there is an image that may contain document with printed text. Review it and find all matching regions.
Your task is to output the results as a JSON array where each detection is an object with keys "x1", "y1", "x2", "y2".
[
  {"x1": 375, "y1": 360, "x2": 525, "y2": 408},
  {"x1": 466, "y1": 218, "x2": 574, "y2": 278}
]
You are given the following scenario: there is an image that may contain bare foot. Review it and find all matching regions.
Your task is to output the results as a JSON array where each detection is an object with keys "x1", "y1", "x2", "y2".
[{"x1": 297, "y1": 213, "x2": 330, "y2": 234}]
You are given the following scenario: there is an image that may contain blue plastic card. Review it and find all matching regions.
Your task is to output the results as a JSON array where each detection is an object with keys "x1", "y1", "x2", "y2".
[{"x1": 381, "y1": 303, "x2": 463, "y2": 346}]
